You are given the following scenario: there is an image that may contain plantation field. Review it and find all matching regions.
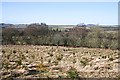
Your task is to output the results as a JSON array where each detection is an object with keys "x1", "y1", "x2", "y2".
[{"x1": 1, "y1": 45, "x2": 119, "y2": 79}]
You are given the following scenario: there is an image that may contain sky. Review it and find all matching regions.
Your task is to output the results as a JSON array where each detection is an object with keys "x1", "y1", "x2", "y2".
[
  {"x1": 1, "y1": 2, "x2": 118, "y2": 25},
  {"x1": 1, "y1": 0, "x2": 119, "y2": 2}
]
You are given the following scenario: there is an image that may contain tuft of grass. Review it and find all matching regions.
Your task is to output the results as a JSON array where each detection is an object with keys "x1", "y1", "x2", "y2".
[
  {"x1": 16, "y1": 60, "x2": 22, "y2": 66},
  {"x1": 67, "y1": 67, "x2": 79, "y2": 78},
  {"x1": 52, "y1": 61, "x2": 59, "y2": 65},
  {"x1": 48, "y1": 59, "x2": 51, "y2": 63},
  {"x1": 102, "y1": 56, "x2": 106, "y2": 59},
  {"x1": 36, "y1": 64, "x2": 49, "y2": 72},
  {"x1": 56, "y1": 54, "x2": 63, "y2": 61},
  {"x1": 109, "y1": 57, "x2": 114, "y2": 61},
  {"x1": 80, "y1": 60, "x2": 88, "y2": 67},
  {"x1": 13, "y1": 50, "x2": 17, "y2": 53},
  {"x1": 73, "y1": 58, "x2": 76, "y2": 63},
  {"x1": 2, "y1": 50, "x2": 5, "y2": 53},
  {"x1": 26, "y1": 50, "x2": 28, "y2": 53}
]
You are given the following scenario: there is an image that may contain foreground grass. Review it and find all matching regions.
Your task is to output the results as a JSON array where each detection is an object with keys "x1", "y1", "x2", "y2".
[{"x1": 0, "y1": 45, "x2": 119, "y2": 79}]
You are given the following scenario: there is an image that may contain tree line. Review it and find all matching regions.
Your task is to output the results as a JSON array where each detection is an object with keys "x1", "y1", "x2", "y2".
[{"x1": 2, "y1": 23, "x2": 118, "y2": 50}]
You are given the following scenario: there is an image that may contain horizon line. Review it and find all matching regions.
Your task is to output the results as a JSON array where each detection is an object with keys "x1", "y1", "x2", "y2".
[{"x1": 0, "y1": 22, "x2": 118, "y2": 25}]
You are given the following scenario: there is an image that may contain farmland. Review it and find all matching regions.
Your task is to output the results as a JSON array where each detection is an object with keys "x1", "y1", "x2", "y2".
[
  {"x1": 1, "y1": 1, "x2": 119, "y2": 79},
  {"x1": 1, "y1": 23, "x2": 119, "y2": 79},
  {"x1": 1, "y1": 45, "x2": 119, "y2": 79}
]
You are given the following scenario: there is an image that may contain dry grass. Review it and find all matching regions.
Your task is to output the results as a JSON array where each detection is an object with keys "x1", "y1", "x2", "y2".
[{"x1": 0, "y1": 45, "x2": 119, "y2": 79}]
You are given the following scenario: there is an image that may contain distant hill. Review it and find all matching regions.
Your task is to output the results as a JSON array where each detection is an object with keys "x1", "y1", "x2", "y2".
[
  {"x1": 0, "y1": 23, "x2": 118, "y2": 30},
  {"x1": 0, "y1": 23, "x2": 14, "y2": 28},
  {"x1": 0, "y1": 23, "x2": 28, "y2": 28}
]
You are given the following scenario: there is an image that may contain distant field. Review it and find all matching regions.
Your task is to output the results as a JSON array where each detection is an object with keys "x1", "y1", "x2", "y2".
[
  {"x1": 1, "y1": 45, "x2": 119, "y2": 79},
  {"x1": 48, "y1": 25, "x2": 75, "y2": 28},
  {"x1": 105, "y1": 31, "x2": 118, "y2": 33},
  {"x1": 49, "y1": 25, "x2": 75, "y2": 31}
]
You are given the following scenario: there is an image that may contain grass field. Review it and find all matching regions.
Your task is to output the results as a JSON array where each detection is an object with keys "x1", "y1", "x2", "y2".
[{"x1": 1, "y1": 45, "x2": 119, "y2": 79}]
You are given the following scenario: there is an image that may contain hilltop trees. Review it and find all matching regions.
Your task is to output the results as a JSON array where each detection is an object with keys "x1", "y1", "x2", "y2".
[
  {"x1": 2, "y1": 23, "x2": 118, "y2": 50},
  {"x1": 2, "y1": 27, "x2": 19, "y2": 44},
  {"x1": 85, "y1": 27, "x2": 103, "y2": 48}
]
